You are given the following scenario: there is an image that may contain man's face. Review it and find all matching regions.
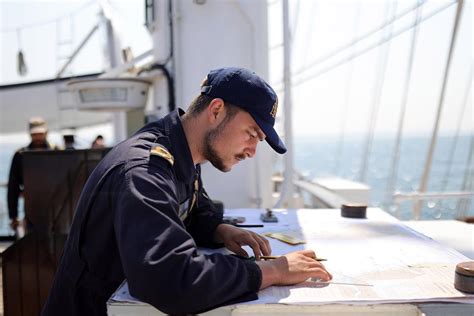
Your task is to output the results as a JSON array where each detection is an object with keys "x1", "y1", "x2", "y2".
[
  {"x1": 30, "y1": 132, "x2": 47, "y2": 147},
  {"x1": 203, "y1": 110, "x2": 266, "y2": 172}
]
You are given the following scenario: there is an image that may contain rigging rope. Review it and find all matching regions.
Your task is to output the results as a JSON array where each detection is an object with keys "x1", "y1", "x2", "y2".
[
  {"x1": 300, "y1": 0, "x2": 318, "y2": 70},
  {"x1": 414, "y1": 0, "x2": 465, "y2": 218},
  {"x1": 437, "y1": 67, "x2": 472, "y2": 212},
  {"x1": 0, "y1": 0, "x2": 96, "y2": 33},
  {"x1": 292, "y1": 0, "x2": 430, "y2": 79},
  {"x1": 457, "y1": 134, "x2": 474, "y2": 217},
  {"x1": 333, "y1": 2, "x2": 362, "y2": 175},
  {"x1": 358, "y1": 1, "x2": 397, "y2": 183},
  {"x1": 384, "y1": 0, "x2": 423, "y2": 210},
  {"x1": 290, "y1": 1, "x2": 456, "y2": 87}
]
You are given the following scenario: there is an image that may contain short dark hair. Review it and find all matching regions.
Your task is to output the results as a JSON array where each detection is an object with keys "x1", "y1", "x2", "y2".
[
  {"x1": 187, "y1": 93, "x2": 215, "y2": 116},
  {"x1": 187, "y1": 79, "x2": 241, "y2": 122}
]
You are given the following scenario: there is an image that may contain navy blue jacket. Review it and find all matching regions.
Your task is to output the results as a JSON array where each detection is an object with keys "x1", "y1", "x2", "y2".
[
  {"x1": 7, "y1": 141, "x2": 55, "y2": 219},
  {"x1": 42, "y1": 109, "x2": 261, "y2": 315}
]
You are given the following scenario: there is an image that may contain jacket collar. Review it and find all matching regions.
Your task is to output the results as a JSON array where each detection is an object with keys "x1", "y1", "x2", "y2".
[
  {"x1": 27, "y1": 141, "x2": 52, "y2": 150},
  {"x1": 163, "y1": 108, "x2": 196, "y2": 184}
]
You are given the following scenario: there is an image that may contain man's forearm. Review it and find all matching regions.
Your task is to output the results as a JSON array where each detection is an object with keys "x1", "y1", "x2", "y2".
[{"x1": 255, "y1": 260, "x2": 280, "y2": 289}]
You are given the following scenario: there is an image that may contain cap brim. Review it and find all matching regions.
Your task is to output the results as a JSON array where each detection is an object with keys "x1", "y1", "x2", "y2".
[{"x1": 251, "y1": 115, "x2": 287, "y2": 154}]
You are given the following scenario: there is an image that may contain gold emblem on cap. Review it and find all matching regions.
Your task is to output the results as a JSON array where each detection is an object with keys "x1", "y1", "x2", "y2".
[
  {"x1": 150, "y1": 145, "x2": 174, "y2": 166},
  {"x1": 270, "y1": 99, "x2": 278, "y2": 118}
]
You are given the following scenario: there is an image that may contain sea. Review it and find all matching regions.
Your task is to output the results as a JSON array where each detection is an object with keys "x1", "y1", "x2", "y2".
[{"x1": 0, "y1": 133, "x2": 472, "y2": 235}]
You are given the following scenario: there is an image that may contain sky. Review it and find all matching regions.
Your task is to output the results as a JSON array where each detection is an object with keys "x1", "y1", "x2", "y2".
[
  {"x1": 0, "y1": 0, "x2": 472, "y2": 139},
  {"x1": 267, "y1": 0, "x2": 472, "y2": 138},
  {"x1": 0, "y1": 0, "x2": 151, "y2": 82}
]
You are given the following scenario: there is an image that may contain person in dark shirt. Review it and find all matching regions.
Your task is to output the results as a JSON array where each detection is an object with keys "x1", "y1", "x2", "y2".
[
  {"x1": 42, "y1": 67, "x2": 332, "y2": 315},
  {"x1": 7, "y1": 117, "x2": 56, "y2": 231},
  {"x1": 63, "y1": 133, "x2": 76, "y2": 150}
]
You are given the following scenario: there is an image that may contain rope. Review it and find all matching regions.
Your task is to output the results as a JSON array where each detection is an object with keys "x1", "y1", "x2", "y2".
[
  {"x1": 0, "y1": 0, "x2": 96, "y2": 33},
  {"x1": 333, "y1": 2, "x2": 362, "y2": 175},
  {"x1": 384, "y1": 0, "x2": 423, "y2": 210},
  {"x1": 414, "y1": 0, "x2": 465, "y2": 218},
  {"x1": 457, "y1": 134, "x2": 474, "y2": 217},
  {"x1": 291, "y1": 0, "x2": 430, "y2": 79},
  {"x1": 439, "y1": 68, "x2": 472, "y2": 192},
  {"x1": 289, "y1": 1, "x2": 456, "y2": 88},
  {"x1": 358, "y1": 1, "x2": 397, "y2": 183},
  {"x1": 437, "y1": 68, "x2": 472, "y2": 212},
  {"x1": 300, "y1": 0, "x2": 319, "y2": 70}
]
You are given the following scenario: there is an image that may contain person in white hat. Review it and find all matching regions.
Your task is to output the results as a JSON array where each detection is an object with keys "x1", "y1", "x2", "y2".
[{"x1": 7, "y1": 117, "x2": 57, "y2": 231}]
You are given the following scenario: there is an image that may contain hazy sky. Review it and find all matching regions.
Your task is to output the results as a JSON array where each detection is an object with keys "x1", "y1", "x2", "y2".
[
  {"x1": 267, "y1": 0, "x2": 472, "y2": 137},
  {"x1": 1, "y1": 0, "x2": 472, "y2": 138},
  {"x1": 0, "y1": 0, "x2": 151, "y2": 82}
]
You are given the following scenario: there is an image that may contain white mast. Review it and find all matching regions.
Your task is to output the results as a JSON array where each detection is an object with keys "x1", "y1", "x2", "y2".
[{"x1": 282, "y1": 0, "x2": 295, "y2": 208}]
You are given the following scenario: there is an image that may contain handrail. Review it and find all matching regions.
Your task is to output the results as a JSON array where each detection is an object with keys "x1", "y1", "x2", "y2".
[{"x1": 393, "y1": 191, "x2": 474, "y2": 219}]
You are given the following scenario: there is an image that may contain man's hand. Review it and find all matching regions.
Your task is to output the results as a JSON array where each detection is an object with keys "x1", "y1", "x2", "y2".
[
  {"x1": 256, "y1": 250, "x2": 332, "y2": 289},
  {"x1": 214, "y1": 223, "x2": 271, "y2": 260}
]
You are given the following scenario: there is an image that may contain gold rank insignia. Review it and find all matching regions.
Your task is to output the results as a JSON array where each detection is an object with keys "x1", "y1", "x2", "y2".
[
  {"x1": 270, "y1": 98, "x2": 278, "y2": 118},
  {"x1": 150, "y1": 144, "x2": 174, "y2": 166}
]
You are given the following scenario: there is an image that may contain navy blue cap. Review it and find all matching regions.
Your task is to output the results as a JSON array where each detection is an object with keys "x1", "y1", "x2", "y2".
[{"x1": 201, "y1": 67, "x2": 287, "y2": 154}]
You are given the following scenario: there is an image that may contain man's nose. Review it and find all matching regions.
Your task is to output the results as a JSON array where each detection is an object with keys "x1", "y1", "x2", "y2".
[{"x1": 246, "y1": 143, "x2": 257, "y2": 158}]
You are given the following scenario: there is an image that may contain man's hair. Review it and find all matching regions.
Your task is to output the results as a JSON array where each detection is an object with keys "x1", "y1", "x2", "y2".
[
  {"x1": 187, "y1": 94, "x2": 215, "y2": 116},
  {"x1": 187, "y1": 78, "x2": 241, "y2": 123}
]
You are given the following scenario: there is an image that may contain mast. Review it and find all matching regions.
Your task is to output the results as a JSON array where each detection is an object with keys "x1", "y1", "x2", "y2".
[
  {"x1": 281, "y1": 0, "x2": 295, "y2": 208},
  {"x1": 384, "y1": 1, "x2": 423, "y2": 209}
]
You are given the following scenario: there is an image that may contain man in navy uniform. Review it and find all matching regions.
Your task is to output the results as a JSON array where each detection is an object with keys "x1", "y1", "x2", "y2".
[{"x1": 42, "y1": 67, "x2": 332, "y2": 315}]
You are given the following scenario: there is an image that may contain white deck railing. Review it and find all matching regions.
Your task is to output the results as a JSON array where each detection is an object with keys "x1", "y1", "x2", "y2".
[{"x1": 393, "y1": 191, "x2": 474, "y2": 220}]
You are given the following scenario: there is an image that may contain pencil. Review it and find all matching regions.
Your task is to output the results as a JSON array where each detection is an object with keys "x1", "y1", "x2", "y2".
[
  {"x1": 234, "y1": 224, "x2": 264, "y2": 228},
  {"x1": 261, "y1": 255, "x2": 327, "y2": 262}
]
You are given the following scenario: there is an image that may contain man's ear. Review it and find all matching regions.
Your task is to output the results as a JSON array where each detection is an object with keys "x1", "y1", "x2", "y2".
[{"x1": 207, "y1": 98, "x2": 225, "y2": 124}]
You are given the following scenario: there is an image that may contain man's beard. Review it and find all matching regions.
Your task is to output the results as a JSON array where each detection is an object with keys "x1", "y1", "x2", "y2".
[
  {"x1": 203, "y1": 125, "x2": 229, "y2": 172},
  {"x1": 31, "y1": 139, "x2": 47, "y2": 148}
]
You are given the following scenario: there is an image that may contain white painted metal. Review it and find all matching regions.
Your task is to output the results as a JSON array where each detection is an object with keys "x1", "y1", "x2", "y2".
[
  {"x1": 279, "y1": 0, "x2": 296, "y2": 208},
  {"x1": 313, "y1": 177, "x2": 371, "y2": 205},
  {"x1": 148, "y1": 0, "x2": 173, "y2": 119},
  {"x1": 100, "y1": 1, "x2": 131, "y2": 144},
  {"x1": 150, "y1": 0, "x2": 274, "y2": 208},
  {"x1": 108, "y1": 301, "x2": 474, "y2": 315},
  {"x1": 68, "y1": 78, "x2": 151, "y2": 111},
  {"x1": 0, "y1": 81, "x2": 112, "y2": 134}
]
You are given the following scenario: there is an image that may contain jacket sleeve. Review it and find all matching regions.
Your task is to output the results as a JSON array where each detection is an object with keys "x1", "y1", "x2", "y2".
[
  {"x1": 7, "y1": 151, "x2": 22, "y2": 219},
  {"x1": 113, "y1": 160, "x2": 261, "y2": 314}
]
